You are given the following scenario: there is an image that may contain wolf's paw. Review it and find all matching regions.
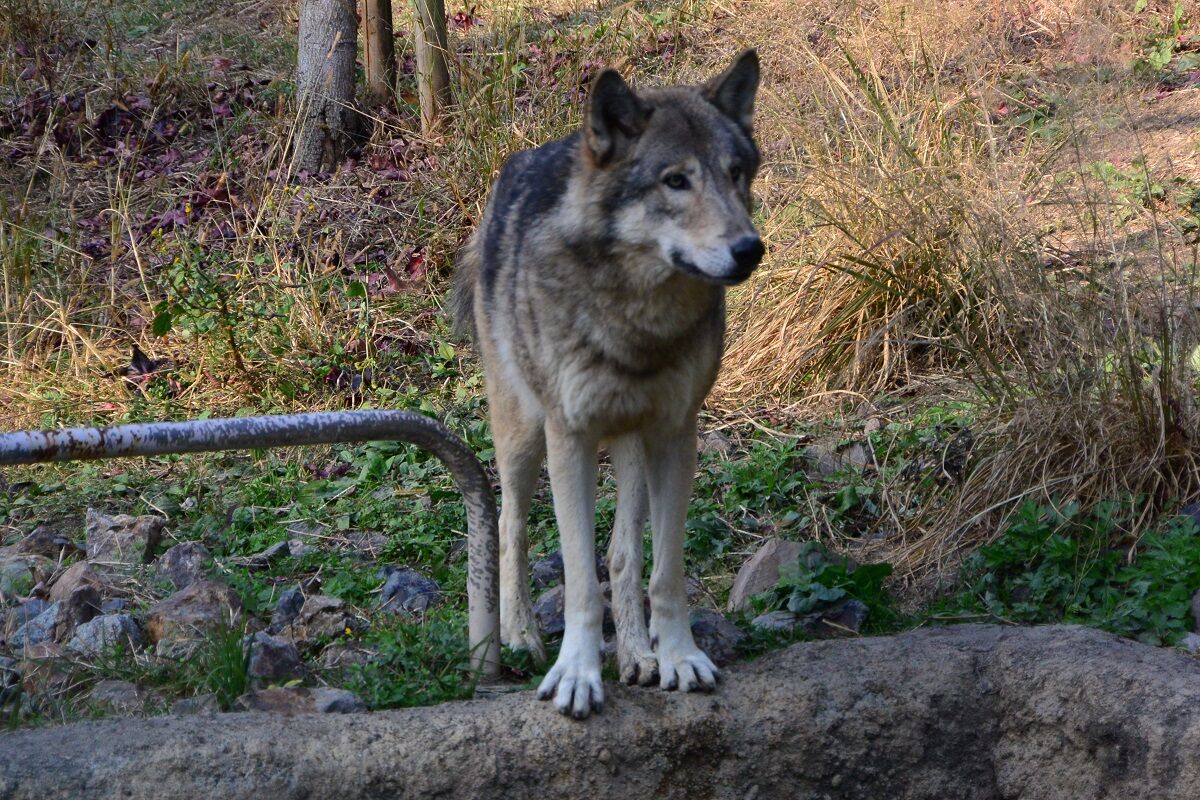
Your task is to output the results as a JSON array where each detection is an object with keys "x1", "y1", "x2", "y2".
[
  {"x1": 655, "y1": 643, "x2": 719, "y2": 693},
  {"x1": 501, "y1": 616, "x2": 547, "y2": 664},
  {"x1": 617, "y1": 647, "x2": 659, "y2": 686},
  {"x1": 536, "y1": 634, "x2": 604, "y2": 719}
]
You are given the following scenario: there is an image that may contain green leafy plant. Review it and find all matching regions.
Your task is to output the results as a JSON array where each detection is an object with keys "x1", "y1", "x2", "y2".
[
  {"x1": 941, "y1": 500, "x2": 1200, "y2": 645},
  {"x1": 755, "y1": 541, "x2": 895, "y2": 621}
]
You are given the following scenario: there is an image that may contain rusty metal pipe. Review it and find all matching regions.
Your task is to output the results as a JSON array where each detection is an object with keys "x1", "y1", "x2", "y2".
[{"x1": 0, "y1": 410, "x2": 501, "y2": 678}]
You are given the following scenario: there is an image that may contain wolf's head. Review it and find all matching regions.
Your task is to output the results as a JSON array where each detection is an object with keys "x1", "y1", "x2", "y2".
[{"x1": 582, "y1": 50, "x2": 763, "y2": 286}]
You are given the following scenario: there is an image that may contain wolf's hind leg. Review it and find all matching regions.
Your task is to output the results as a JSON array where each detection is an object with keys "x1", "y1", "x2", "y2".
[
  {"x1": 607, "y1": 434, "x2": 658, "y2": 686},
  {"x1": 492, "y1": 383, "x2": 547, "y2": 663}
]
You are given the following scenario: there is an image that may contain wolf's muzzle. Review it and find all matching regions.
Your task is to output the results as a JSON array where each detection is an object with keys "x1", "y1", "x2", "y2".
[{"x1": 730, "y1": 235, "x2": 765, "y2": 275}]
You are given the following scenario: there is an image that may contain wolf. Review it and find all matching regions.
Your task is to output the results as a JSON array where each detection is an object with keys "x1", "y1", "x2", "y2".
[{"x1": 453, "y1": 50, "x2": 763, "y2": 719}]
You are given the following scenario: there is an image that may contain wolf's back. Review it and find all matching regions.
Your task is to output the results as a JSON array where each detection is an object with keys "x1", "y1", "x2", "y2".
[{"x1": 450, "y1": 133, "x2": 580, "y2": 339}]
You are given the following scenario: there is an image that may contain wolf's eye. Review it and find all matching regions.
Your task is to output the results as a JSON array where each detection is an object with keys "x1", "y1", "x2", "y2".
[
  {"x1": 730, "y1": 165, "x2": 743, "y2": 182},
  {"x1": 662, "y1": 173, "x2": 690, "y2": 190}
]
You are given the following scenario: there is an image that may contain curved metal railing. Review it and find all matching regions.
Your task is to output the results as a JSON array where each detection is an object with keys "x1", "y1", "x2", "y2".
[{"x1": 0, "y1": 410, "x2": 501, "y2": 678}]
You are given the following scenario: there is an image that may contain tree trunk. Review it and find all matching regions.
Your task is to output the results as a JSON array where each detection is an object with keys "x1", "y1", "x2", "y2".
[
  {"x1": 293, "y1": 0, "x2": 360, "y2": 174},
  {"x1": 361, "y1": 0, "x2": 396, "y2": 106},
  {"x1": 411, "y1": 0, "x2": 451, "y2": 133}
]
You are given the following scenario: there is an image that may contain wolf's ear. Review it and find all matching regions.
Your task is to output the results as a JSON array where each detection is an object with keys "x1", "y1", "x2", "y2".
[
  {"x1": 704, "y1": 49, "x2": 759, "y2": 132},
  {"x1": 585, "y1": 69, "x2": 652, "y2": 166}
]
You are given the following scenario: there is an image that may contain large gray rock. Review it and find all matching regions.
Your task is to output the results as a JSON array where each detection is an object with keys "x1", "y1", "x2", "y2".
[
  {"x1": 85, "y1": 509, "x2": 164, "y2": 571},
  {"x1": 726, "y1": 538, "x2": 805, "y2": 612},
  {"x1": 66, "y1": 614, "x2": 143, "y2": 657},
  {"x1": 7, "y1": 626, "x2": 1200, "y2": 799}
]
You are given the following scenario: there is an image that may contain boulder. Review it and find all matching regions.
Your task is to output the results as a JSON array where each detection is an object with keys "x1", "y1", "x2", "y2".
[
  {"x1": 727, "y1": 539, "x2": 805, "y2": 613},
  {"x1": 377, "y1": 567, "x2": 440, "y2": 613},
  {"x1": 2, "y1": 599, "x2": 49, "y2": 640},
  {"x1": 155, "y1": 542, "x2": 211, "y2": 590},
  {"x1": 9, "y1": 627, "x2": 1200, "y2": 799},
  {"x1": 234, "y1": 686, "x2": 366, "y2": 714},
  {"x1": 85, "y1": 508, "x2": 164, "y2": 571},
  {"x1": 66, "y1": 614, "x2": 143, "y2": 657},
  {"x1": 144, "y1": 580, "x2": 243, "y2": 657},
  {"x1": 247, "y1": 632, "x2": 303, "y2": 684}
]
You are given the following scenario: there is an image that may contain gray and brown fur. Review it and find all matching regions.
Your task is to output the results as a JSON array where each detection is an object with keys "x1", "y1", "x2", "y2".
[{"x1": 454, "y1": 50, "x2": 763, "y2": 719}]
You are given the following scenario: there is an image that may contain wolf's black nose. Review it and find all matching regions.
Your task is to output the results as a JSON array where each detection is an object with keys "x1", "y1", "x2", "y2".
[{"x1": 730, "y1": 236, "x2": 765, "y2": 273}]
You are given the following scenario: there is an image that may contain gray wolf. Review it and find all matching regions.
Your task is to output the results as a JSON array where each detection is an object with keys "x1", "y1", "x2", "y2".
[{"x1": 453, "y1": 50, "x2": 763, "y2": 719}]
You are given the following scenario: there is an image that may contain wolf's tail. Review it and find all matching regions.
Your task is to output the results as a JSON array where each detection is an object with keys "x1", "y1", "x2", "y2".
[{"x1": 450, "y1": 233, "x2": 479, "y2": 340}]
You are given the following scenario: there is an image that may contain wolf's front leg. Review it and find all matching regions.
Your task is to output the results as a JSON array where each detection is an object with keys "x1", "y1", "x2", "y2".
[
  {"x1": 536, "y1": 425, "x2": 605, "y2": 718},
  {"x1": 644, "y1": 424, "x2": 719, "y2": 692}
]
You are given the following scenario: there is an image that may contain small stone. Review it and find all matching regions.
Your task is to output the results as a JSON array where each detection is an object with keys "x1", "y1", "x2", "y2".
[
  {"x1": 172, "y1": 693, "x2": 220, "y2": 715},
  {"x1": 0, "y1": 554, "x2": 53, "y2": 600},
  {"x1": 58, "y1": 585, "x2": 102, "y2": 637},
  {"x1": 85, "y1": 508, "x2": 164, "y2": 570},
  {"x1": 282, "y1": 595, "x2": 362, "y2": 647},
  {"x1": 48, "y1": 561, "x2": 104, "y2": 604},
  {"x1": 698, "y1": 429, "x2": 734, "y2": 457},
  {"x1": 842, "y1": 442, "x2": 873, "y2": 469},
  {"x1": 156, "y1": 542, "x2": 211, "y2": 590},
  {"x1": 0, "y1": 656, "x2": 18, "y2": 703},
  {"x1": 1182, "y1": 632, "x2": 1200, "y2": 654},
  {"x1": 17, "y1": 642, "x2": 68, "y2": 696},
  {"x1": 803, "y1": 444, "x2": 843, "y2": 478},
  {"x1": 66, "y1": 614, "x2": 143, "y2": 657},
  {"x1": 530, "y1": 549, "x2": 608, "y2": 591},
  {"x1": 8, "y1": 525, "x2": 83, "y2": 560},
  {"x1": 247, "y1": 632, "x2": 304, "y2": 684},
  {"x1": 818, "y1": 599, "x2": 868, "y2": 636},
  {"x1": 101, "y1": 598, "x2": 128, "y2": 614},
  {"x1": 234, "y1": 686, "x2": 366, "y2": 714},
  {"x1": 533, "y1": 584, "x2": 565, "y2": 637},
  {"x1": 3, "y1": 599, "x2": 48, "y2": 639},
  {"x1": 749, "y1": 599, "x2": 869, "y2": 638},
  {"x1": 145, "y1": 580, "x2": 243, "y2": 657},
  {"x1": 10, "y1": 603, "x2": 64, "y2": 650},
  {"x1": 750, "y1": 610, "x2": 801, "y2": 632},
  {"x1": 690, "y1": 608, "x2": 745, "y2": 667},
  {"x1": 87, "y1": 680, "x2": 162, "y2": 716},
  {"x1": 727, "y1": 539, "x2": 806, "y2": 613},
  {"x1": 377, "y1": 567, "x2": 440, "y2": 613},
  {"x1": 318, "y1": 644, "x2": 375, "y2": 672},
  {"x1": 269, "y1": 587, "x2": 305, "y2": 633}
]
